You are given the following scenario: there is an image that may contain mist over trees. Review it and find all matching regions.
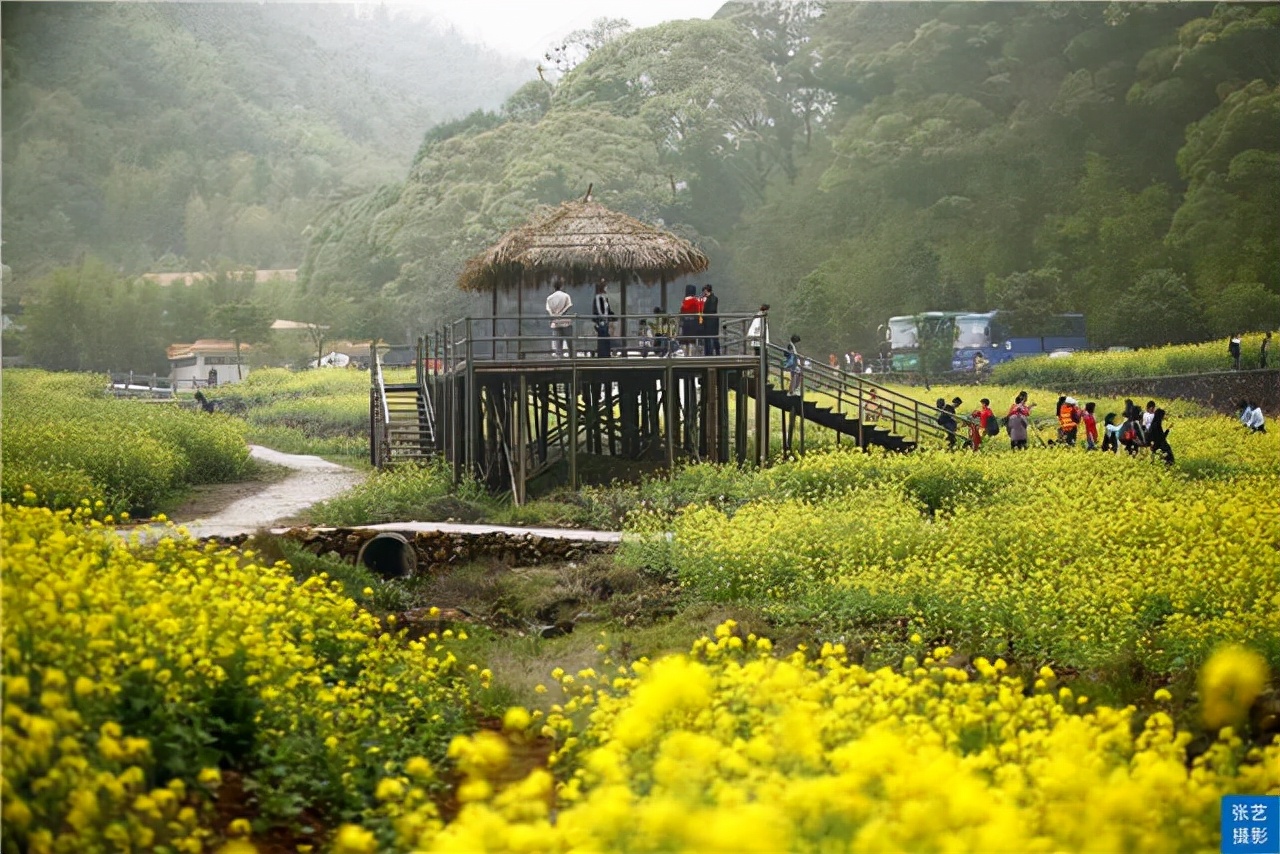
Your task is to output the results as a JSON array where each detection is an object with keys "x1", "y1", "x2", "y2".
[
  {"x1": 1, "y1": 2, "x2": 527, "y2": 283},
  {"x1": 4, "y1": 2, "x2": 1278, "y2": 371},
  {"x1": 301, "y1": 1, "x2": 1280, "y2": 354}
]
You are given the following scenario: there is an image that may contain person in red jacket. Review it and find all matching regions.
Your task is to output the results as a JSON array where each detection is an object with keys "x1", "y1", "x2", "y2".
[
  {"x1": 970, "y1": 398, "x2": 994, "y2": 450},
  {"x1": 1082, "y1": 401, "x2": 1099, "y2": 450},
  {"x1": 678, "y1": 284, "x2": 704, "y2": 351}
]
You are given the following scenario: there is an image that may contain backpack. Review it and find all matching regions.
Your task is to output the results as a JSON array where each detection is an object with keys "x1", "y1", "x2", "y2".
[
  {"x1": 985, "y1": 414, "x2": 1000, "y2": 436},
  {"x1": 1119, "y1": 421, "x2": 1137, "y2": 444},
  {"x1": 782, "y1": 349, "x2": 799, "y2": 371}
]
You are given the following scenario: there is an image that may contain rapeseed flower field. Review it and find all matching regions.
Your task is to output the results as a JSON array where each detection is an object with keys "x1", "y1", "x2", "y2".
[
  {"x1": 1, "y1": 370, "x2": 251, "y2": 515},
  {"x1": 2, "y1": 504, "x2": 487, "y2": 852},
  {"x1": 388, "y1": 626, "x2": 1279, "y2": 853},
  {"x1": 3, "y1": 367, "x2": 1276, "y2": 851}
]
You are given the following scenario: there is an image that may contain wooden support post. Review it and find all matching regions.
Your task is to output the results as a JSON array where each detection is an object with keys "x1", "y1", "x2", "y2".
[
  {"x1": 569, "y1": 361, "x2": 579, "y2": 489},
  {"x1": 735, "y1": 371, "x2": 747, "y2": 465},
  {"x1": 465, "y1": 323, "x2": 477, "y2": 479},
  {"x1": 516, "y1": 374, "x2": 528, "y2": 505},
  {"x1": 538, "y1": 383, "x2": 550, "y2": 463},
  {"x1": 756, "y1": 341, "x2": 769, "y2": 467},
  {"x1": 664, "y1": 364, "x2": 676, "y2": 473},
  {"x1": 705, "y1": 369, "x2": 720, "y2": 462}
]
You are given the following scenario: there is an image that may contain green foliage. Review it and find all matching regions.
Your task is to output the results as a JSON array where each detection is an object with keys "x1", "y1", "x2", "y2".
[
  {"x1": 1, "y1": 3, "x2": 528, "y2": 282},
  {"x1": 205, "y1": 366, "x2": 406, "y2": 457},
  {"x1": 7, "y1": 2, "x2": 1280, "y2": 368},
  {"x1": 1108, "y1": 270, "x2": 1205, "y2": 348},
  {"x1": 307, "y1": 462, "x2": 489, "y2": 527},
  {"x1": 1206, "y1": 283, "x2": 1280, "y2": 337},
  {"x1": 1, "y1": 369, "x2": 251, "y2": 515}
]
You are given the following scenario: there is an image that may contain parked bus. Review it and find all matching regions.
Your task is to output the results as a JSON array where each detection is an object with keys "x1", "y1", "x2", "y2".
[
  {"x1": 884, "y1": 312, "x2": 964, "y2": 372},
  {"x1": 952, "y1": 311, "x2": 1088, "y2": 370}
]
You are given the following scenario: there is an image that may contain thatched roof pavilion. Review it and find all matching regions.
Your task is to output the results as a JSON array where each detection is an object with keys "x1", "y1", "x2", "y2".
[{"x1": 457, "y1": 198, "x2": 709, "y2": 294}]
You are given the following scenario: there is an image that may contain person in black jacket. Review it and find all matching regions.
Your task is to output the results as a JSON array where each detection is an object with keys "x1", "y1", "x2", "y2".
[
  {"x1": 936, "y1": 397, "x2": 958, "y2": 449},
  {"x1": 1147, "y1": 407, "x2": 1175, "y2": 465},
  {"x1": 700, "y1": 284, "x2": 720, "y2": 355},
  {"x1": 592, "y1": 280, "x2": 616, "y2": 358}
]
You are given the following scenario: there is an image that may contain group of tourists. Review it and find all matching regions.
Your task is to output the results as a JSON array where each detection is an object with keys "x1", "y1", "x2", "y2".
[
  {"x1": 932, "y1": 392, "x2": 1210, "y2": 464},
  {"x1": 1229, "y1": 331, "x2": 1271, "y2": 371},
  {"x1": 545, "y1": 280, "x2": 723, "y2": 358}
]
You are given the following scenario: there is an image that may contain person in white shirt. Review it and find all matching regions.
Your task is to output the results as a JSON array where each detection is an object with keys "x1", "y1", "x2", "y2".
[
  {"x1": 1240, "y1": 400, "x2": 1267, "y2": 433},
  {"x1": 546, "y1": 280, "x2": 573, "y2": 356},
  {"x1": 1141, "y1": 400, "x2": 1156, "y2": 431},
  {"x1": 746, "y1": 303, "x2": 770, "y2": 353}
]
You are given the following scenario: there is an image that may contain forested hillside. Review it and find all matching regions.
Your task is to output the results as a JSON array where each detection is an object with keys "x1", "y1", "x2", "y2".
[
  {"x1": 303, "y1": 1, "x2": 1278, "y2": 351},
  {"x1": 6, "y1": 2, "x2": 1278, "y2": 372},
  {"x1": 1, "y1": 2, "x2": 528, "y2": 284}
]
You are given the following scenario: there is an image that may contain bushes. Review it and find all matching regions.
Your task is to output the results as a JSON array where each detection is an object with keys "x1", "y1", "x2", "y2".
[
  {"x1": 1, "y1": 369, "x2": 251, "y2": 515},
  {"x1": 307, "y1": 461, "x2": 488, "y2": 526}
]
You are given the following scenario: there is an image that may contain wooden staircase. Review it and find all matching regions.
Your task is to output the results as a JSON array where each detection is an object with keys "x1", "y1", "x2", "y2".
[
  {"x1": 750, "y1": 343, "x2": 967, "y2": 453},
  {"x1": 750, "y1": 382, "x2": 916, "y2": 452},
  {"x1": 381, "y1": 383, "x2": 436, "y2": 463}
]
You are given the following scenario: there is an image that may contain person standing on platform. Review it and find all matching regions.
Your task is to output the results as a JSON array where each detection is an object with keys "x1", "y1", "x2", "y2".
[
  {"x1": 701, "y1": 284, "x2": 720, "y2": 355},
  {"x1": 679, "y1": 284, "x2": 704, "y2": 353},
  {"x1": 591, "y1": 280, "x2": 616, "y2": 358},
  {"x1": 546, "y1": 279, "x2": 574, "y2": 357},
  {"x1": 747, "y1": 304, "x2": 771, "y2": 354}
]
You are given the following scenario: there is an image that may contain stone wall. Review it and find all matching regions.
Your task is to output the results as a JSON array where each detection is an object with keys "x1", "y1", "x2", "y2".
[
  {"x1": 277, "y1": 526, "x2": 617, "y2": 574},
  {"x1": 1068, "y1": 370, "x2": 1279, "y2": 415}
]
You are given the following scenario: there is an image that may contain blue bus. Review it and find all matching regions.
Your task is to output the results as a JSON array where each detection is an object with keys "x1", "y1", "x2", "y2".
[{"x1": 951, "y1": 311, "x2": 1088, "y2": 370}]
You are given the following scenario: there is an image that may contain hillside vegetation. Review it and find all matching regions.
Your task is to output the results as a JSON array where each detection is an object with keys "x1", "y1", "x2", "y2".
[
  {"x1": 6, "y1": 4, "x2": 1278, "y2": 385},
  {"x1": 303, "y1": 2, "x2": 1280, "y2": 353},
  {"x1": 0, "y1": 2, "x2": 528, "y2": 282}
]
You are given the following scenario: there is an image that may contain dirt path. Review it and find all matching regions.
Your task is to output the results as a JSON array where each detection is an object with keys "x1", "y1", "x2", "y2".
[{"x1": 174, "y1": 445, "x2": 364, "y2": 539}]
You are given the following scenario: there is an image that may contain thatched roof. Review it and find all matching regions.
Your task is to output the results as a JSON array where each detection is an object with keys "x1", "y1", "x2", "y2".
[{"x1": 458, "y1": 199, "x2": 709, "y2": 292}]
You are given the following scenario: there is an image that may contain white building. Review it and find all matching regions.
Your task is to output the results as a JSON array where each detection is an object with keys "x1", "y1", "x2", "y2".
[{"x1": 167, "y1": 339, "x2": 250, "y2": 388}]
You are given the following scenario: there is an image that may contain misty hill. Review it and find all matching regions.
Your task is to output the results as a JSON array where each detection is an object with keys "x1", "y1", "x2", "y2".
[{"x1": 1, "y1": 2, "x2": 531, "y2": 283}]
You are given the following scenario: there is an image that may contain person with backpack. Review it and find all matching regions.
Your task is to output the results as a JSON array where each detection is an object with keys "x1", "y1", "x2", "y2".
[
  {"x1": 1057, "y1": 396, "x2": 1080, "y2": 446},
  {"x1": 784, "y1": 334, "x2": 803, "y2": 397},
  {"x1": 975, "y1": 398, "x2": 998, "y2": 449},
  {"x1": 1101, "y1": 413, "x2": 1120, "y2": 453},
  {"x1": 1081, "y1": 401, "x2": 1099, "y2": 450},
  {"x1": 1229, "y1": 333, "x2": 1242, "y2": 370},
  {"x1": 1118, "y1": 412, "x2": 1144, "y2": 455}
]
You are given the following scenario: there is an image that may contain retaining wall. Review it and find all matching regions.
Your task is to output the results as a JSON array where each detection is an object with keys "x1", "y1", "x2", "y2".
[
  {"x1": 1068, "y1": 369, "x2": 1279, "y2": 414},
  {"x1": 272, "y1": 526, "x2": 617, "y2": 572}
]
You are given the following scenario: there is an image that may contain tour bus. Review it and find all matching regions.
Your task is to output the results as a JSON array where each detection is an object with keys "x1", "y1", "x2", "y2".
[
  {"x1": 952, "y1": 311, "x2": 1088, "y2": 370},
  {"x1": 884, "y1": 312, "x2": 964, "y2": 372}
]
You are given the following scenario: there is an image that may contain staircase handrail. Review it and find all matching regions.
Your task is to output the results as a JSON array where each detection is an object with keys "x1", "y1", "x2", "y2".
[{"x1": 762, "y1": 342, "x2": 976, "y2": 447}]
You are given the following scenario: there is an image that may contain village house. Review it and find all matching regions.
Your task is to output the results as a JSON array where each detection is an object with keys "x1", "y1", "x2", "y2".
[{"x1": 167, "y1": 339, "x2": 251, "y2": 388}]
